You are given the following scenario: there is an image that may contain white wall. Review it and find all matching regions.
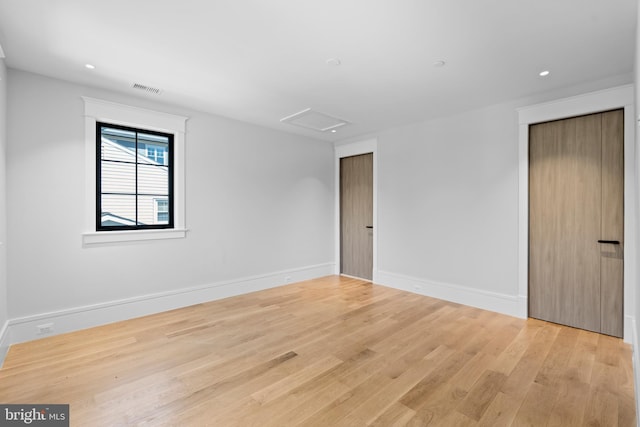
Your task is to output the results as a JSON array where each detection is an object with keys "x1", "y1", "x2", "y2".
[
  {"x1": 374, "y1": 101, "x2": 520, "y2": 311},
  {"x1": 5, "y1": 70, "x2": 334, "y2": 340},
  {"x1": 3, "y1": 65, "x2": 635, "y2": 351},
  {"x1": 345, "y1": 74, "x2": 635, "y2": 317},
  {"x1": 0, "y1": 56, "x2": 8, "y2": 357}
]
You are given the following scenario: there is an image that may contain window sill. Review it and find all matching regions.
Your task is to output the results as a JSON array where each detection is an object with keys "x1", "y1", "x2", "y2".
[{"x1": 82, "y1": 228, "x2": 187, "y2": 246}]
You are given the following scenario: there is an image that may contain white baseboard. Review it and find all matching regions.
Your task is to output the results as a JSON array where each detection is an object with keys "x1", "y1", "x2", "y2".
[
  {"x1": 376, "y1": 270, "x2": 524, "y2": 318},
  {"x1": 5, "y1": 263, "x2": 335, "y2": 350}
]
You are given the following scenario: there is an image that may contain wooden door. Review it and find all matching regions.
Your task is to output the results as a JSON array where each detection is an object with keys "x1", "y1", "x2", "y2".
[
  {"x1": 340, "y1": 153, "x2": 373, "y2": 280},
  {"x1": 529, "y1": 109, "x2": 623, "y2": 337}
]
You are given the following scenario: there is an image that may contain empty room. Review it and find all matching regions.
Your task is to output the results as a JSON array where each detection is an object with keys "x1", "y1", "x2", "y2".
[{"x1": 0, "y1": 0, "x2": 638, "y2": 426}]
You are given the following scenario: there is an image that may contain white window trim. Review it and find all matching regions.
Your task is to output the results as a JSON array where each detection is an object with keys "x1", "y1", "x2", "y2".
[{"x1": 82, "y1": 97, "x2": 188, "y2": 245}]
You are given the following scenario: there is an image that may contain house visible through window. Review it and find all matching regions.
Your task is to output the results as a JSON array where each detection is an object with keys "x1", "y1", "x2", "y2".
[
  {"x1": 97, "y1": 122, "x2": 173, "y2": 230},
  {"x1": 147, "y1": 145, "x2": 167, "y2": 165},
  {"x1": 156, "y1": 198, "x2": 169, "y2": 223}
]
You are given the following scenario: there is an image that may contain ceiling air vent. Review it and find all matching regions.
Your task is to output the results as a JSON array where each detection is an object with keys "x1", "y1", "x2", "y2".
[
  {"x1": 280, "y1": 108, "x2": 349, "y2": 132},
  {"x1": 131, "y1": 83, "x2": 162, "y2": 95}
]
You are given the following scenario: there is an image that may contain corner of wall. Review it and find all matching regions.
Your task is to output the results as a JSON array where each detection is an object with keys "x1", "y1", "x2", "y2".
[
  {"x1": 376, "y1": 270, "x2": 523, "y2": 318},
  {"x1": 630, "y1": 316, "x2": 640, "y2": 423},
  {"x1": 633, "y1": 0, "x2": 640, "y2": 419},
  {"x1": 0, "y1": 320, "x2": 9, "y2": 366},
  {"x1": 0, "y1": 48, "x2": 9, "y2": 367}
]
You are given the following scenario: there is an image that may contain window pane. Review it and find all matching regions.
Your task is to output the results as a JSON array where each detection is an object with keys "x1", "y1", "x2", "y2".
[
  {"x1": 138, "y1": 164, "x2": 169, "y2": 195},
  {"x1": 139, "y1": 195, "x2": 165, "y2": 225},
  {"x1": 96, "y1": 122, "x2": 173, "y2": 231},
  {"x1": 101, "y1": 128, "x2": 136, "y2": 162},
  {"x1": 153, "y1": 198, "x2": 170, "y2": 224},
  {"x1": 139, "y1": 134, "x2": 169, "y2": 165},
  {"x1": 101, "y1": 161, "x2": 136, "y2": 194},
  {"x1": 101, "y1": 195, "x2": 137, "y2": 226},
  {"x1": 145, "y1": 145, "x2": 168, "y2": 165}
]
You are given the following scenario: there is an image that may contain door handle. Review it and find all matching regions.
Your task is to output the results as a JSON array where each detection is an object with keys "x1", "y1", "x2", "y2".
[
  {"x1": 365, "y1": 226, "x2": 373, "y2": 229},
  {"x1": 598, "y1": 240, "x2": 620, "y2": 244}
]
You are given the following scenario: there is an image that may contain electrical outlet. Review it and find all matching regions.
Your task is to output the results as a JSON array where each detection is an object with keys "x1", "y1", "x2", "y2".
[{"x1": 37, "y1": 323, "x2": 54, "y2": 335}]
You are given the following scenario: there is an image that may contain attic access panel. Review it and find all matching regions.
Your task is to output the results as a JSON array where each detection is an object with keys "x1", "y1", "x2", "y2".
[{"x1": 280, "y1": 108, "x2": 349, "y2": 132}]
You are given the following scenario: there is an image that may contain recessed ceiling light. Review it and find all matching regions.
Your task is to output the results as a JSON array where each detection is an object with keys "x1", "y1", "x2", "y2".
[
  {"x1": 85, "y1": 64, "x2": 95, "y2": 69},
  {"x1": 326, "y1": 58, "x2": 341, "y2": 66},
  {"x1": 539, "y1": 70, "x2": 550, "y2": 77},
  {"x1": 331, "y1": 129, "x2": 337, "y2": 133},
  {"x1": 433, "y1": 60, "x2": 446, "y2": 68}
]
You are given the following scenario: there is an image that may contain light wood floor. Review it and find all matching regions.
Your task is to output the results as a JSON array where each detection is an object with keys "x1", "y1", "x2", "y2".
[{"x1": 0, "y1": 276, "x2": 635, "y2": 426}]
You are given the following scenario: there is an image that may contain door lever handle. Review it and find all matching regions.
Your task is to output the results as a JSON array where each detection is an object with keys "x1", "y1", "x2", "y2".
[
  {"x1": 598, "y1": 240, "x2": 620, "y2": 244},
  {"x1": 365, "y1": 226, "x2": 373, "y2": 229}
]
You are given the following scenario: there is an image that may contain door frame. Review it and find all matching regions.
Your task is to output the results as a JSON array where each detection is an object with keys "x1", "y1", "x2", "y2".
[
  {"x1": 517, "y1": 84, "x2": 635, "y2": 342},
  {"x1": 335, "y1": 139, "x2": 378, "y2": 282}
]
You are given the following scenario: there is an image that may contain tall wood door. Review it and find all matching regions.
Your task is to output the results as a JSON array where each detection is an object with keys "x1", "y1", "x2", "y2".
[
  {"x1": 340, "y1": 153, "x2": 373, "y2": 280},
  {"x1": 529, "y1": 109, "x2": 624, "y2": 337}
]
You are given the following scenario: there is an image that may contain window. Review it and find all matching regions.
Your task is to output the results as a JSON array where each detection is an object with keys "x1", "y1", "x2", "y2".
[
  {"x1": 155, "y1": 198, "x2": 169, "y2": 223},
  {"x1": 82, "y1": 97, "x2": 187, "y2": 245},
  {"x1": 97, "y1": 122, "x2": 174, "y2": 231},
  {"x1": 146, "y1": 145, "x2": 167, "y2": 165}
]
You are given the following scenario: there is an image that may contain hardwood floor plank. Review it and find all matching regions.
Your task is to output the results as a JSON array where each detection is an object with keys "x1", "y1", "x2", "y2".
[
  {"x1": 405, "y1": 382, "x2": 468, "y2": 426},
  {"x1": 480, "y1": 320, "x2": 523, "y2": 358},
  {"x1": 534, "y1": 325, "x2": 579, "y2": 387},
  {"x1": 511, "y1": 382, "x2": 558, "y2": 426},
  {"x1": 584, "y1": 388, "x2": 619, "y2": 427},
  {"x1": 368, "y1": 402, "x2": 416, "y2": 427},
  {"x1": 334, "y1": 347, "x2": 452, "y2": 426},
  {"x1": 448, "y1": 352, "x2": 497, "y2": 393},
  {"x1": 564, "y1": 329, "x2": 598, "y2": 384},
  {"x1": 546, "y1": 379, "x2": 589, "y2": 426},
  {"x1": 476, "y1": 391, "x2": 521, "y2": 427},
  {"x1": 399, "y1": 349, "x2": 473, "y2": 410},
  {"x1": 439, "y1": 411, "x2": 477, "y2": 426},
  {"x1": 296, "y1": 373, "x2": 392, "y2": 427},
  {"x1": 0, "y1": 275, "x2": 634, "y2": 426},
  {"x1": 490, "y1": 321, "x2": 543, "y2": 375},
  {"x1": 250, "y1": 376, "x2": 350, "y2": 427},
  {"x1": 500, "y1": 324, "x2": 560, "y2": 399},
  {"x1": 457, "y1": 369, "x2": 507, "y2": 421},
  {"x1": 250, "y1": 355, "x2": 342, "y2": 404}
]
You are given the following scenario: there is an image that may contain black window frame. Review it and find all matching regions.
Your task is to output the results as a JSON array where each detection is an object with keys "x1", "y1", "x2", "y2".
[{"x1": 96, "y1": 122, "x2": 174, "y2": 231}]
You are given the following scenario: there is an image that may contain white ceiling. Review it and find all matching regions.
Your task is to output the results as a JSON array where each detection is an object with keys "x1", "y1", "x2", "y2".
[{"x1": 0, "y1": 0, "x2": 636, "y2": 141}]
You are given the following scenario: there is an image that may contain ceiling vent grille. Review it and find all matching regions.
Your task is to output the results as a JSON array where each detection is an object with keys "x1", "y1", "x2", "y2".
[
  {"x1": 132, "y1": 83, "x2": 162, "y2": 95},
  {"x1": 280, "y1": 108, "x2": 349, "y2": 132}
]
